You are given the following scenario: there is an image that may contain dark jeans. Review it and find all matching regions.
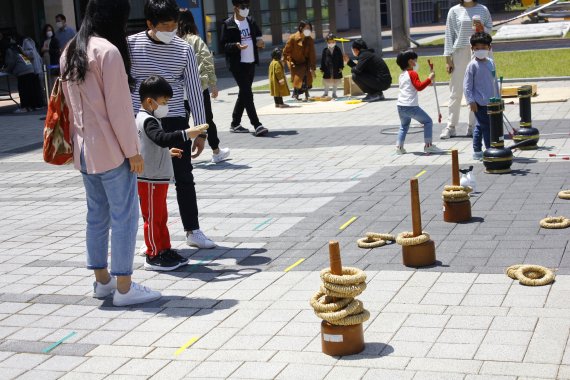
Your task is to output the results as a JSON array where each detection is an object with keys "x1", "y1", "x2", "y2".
[
  {"x1": 274, "y1": 96, "x2": 284, "y2": 105},
  {"x1": 230, "y1": 62, "x2": 261, "y2": 128},
  {"x1": 18, "y1": 73, "x2": 44, "y2": 109},
  {"x1": 160, "y1": 117, "x2": 200, "y2": 232},
  {"x1": 352, "y1": 72, "x2": 390, "y2": 95},
  {"x1": 473, "y1": 104, "x2": 491, "y2": 152},
  {"x1": 185, "y1": 93, "x2": 220, "y2": 151}
]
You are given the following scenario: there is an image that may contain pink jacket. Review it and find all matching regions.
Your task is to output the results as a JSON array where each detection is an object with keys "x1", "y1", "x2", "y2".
[{"x1": 61, "y1": 37, "x2": 140, "y2": 174}]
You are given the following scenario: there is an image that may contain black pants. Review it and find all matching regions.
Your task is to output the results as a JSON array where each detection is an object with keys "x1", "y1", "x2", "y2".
[
  {"x1": 230, "y1": 63, "x2": 261, "y2": 128},
  {"x1": 161, "y1": 117, "x2": 200, "y2": 232},
  {"x1": 187, "y1": 90, "x2": 220, "y2": 151},
  {"x1": 18, "y1": 73, "x2": 43, "y2": 109},
  {"x1": 274, "y1": 96, "x2": 284, "y2": 105},
  {"x1": 352, "y1": 73, "x2": 391, "y2": 95}
]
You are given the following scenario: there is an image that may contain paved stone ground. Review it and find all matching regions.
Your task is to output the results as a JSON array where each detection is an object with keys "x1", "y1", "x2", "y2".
[{"x1": 0, "y1": 79, "x2": 569, "y2": 379}]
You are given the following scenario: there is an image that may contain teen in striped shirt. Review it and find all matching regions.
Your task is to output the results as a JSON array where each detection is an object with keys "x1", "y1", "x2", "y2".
[
  {"x1": 128, "y1": 0, "x2": 216, "y2": 250},
  {"x1": 441, "y1": 0, "x2": 492, "y2": 140}
]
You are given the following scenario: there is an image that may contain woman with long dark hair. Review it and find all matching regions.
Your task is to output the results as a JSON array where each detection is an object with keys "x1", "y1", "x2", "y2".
[
  {"x1": 177, "y1": 8, "x2": 230, "y2": 163},
  {"x1": 61, "y1": 0, "x2": 161, "y2": 306},
  {"x1": 283, "y1": 20, "x2": 316, "y2": 101},
  {"x1": 41, "y1": 24, "x2": 60, "y2": 69}
]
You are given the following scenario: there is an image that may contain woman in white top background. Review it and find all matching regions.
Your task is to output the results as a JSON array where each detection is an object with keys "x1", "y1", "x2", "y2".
[{"x1": 441, "y1": 0, "x2": 492, "y2": 140}]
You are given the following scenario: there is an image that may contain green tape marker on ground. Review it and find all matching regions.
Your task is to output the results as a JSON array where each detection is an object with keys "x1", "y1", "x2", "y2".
[{"x1": 42, "y1": 331, "x2": 77, "y2": 353}]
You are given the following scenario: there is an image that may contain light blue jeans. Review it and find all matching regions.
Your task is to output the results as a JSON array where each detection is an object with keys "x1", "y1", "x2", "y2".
[
  {"x1": 397, "y1": 105, "x2": 433, "y2": 147},
  {"x1": 80, "y1": 152, "x2": 138, "y2": 276}
]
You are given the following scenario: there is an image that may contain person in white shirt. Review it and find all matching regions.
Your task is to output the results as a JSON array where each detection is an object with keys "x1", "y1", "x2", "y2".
[{"x1": 441, "y1": 0, "x2": 492, "y2": 140}]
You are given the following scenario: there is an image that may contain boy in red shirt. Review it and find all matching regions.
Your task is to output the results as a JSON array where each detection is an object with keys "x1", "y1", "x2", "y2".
[{"x1": 395, "y1": 50, "x2": 439, "y2": 155}]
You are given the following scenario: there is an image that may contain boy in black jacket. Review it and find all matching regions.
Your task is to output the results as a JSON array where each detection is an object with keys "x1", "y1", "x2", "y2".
[
  {"x1": 343, "y1": 39, "x2": 392, "y2": 102},
  {"x1": 220, "y1": 0, "x2": 268, "y2": 137},
  {"x1": 320, "y1": 34, "x2": 344, "y2": 99}
]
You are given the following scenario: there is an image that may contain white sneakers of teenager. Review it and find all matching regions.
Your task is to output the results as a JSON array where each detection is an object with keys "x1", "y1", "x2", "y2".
[
  {"x1": 93, "y1": 277, "x2": 117, "y2": 298},
  {"x1": 212, "y1": 147, "x2": 231, "y2": 163},
  {"x1": 186, "y1": 229, "x2": 216, "y2": 249},
  {"x1": 113, "y1": 282, "x2": 161, "y2": 307},
  {"x1": 395, "y1": 147, "x2": 407, "y2": 155}
]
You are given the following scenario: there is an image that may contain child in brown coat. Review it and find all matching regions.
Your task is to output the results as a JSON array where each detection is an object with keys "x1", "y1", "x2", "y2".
[{"x1": 268, "y1": 48, "x2": 290, "y2": 108}]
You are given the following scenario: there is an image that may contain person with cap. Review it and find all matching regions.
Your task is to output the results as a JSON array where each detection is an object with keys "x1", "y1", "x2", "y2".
[{"x1": 220, "y1": 0, "x2": 269, "y2": 137}]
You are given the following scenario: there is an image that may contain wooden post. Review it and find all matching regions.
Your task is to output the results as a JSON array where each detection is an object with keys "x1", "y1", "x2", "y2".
[
  {"x1": 451, "y1": 149, "x2": 460, "y2": 186},
  {"x1": 329, "y1": 241, "x2": 342, "y2": 276},
  {"x1": 410, "y1": 178, "x2": 422, "y2": 237}
]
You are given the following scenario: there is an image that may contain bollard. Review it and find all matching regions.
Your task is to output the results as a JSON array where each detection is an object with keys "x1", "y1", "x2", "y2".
[
  {"x1": 402, "y1": 179, "x2": 436, "y2": 267},
  {"x1": 320, "y1": 241, "x2": 365, "y2": 356},
  {"x1": 483, "y1": 99, "x2": 513, "y2": 174},
  {"x1": 443, "y1": 149, "x2": 472, "y2": 223},
  {"x1": 513, "y1": 85, "x2": 539, "y2": 150}
]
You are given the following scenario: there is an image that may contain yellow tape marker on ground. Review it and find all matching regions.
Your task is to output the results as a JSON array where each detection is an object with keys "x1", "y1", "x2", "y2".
[
  {"x1": 415, "y1": 170, "x2": 427, "y2": 178},
  {"x1": 340, "y1": 216, "x2": 358, "y2": 230},
  {"x1": 284, "y1": 258, "x2": 305, "y2": 272},
  {"x1": 174, "y1": 337, "x2": 199, "y2": 356}
]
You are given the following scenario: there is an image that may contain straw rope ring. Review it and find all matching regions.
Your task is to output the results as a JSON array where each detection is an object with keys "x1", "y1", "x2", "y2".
[
  {"x1": 330, "y1": 310, "x2": 371, "y2": 326},
  {"x1": 357, "y1": 232, "x2": 396, "y2": 248},
  {"x1": 321, "y1": 282, "x2": 367, "y2": 298},
  {"x1": 539, "y1": 216, "x2": 570, "y2": 229},
  {"x1": 314, "y1": 298, "x2": 363, "y2": 322},
  {"x1": 506, "y1": 264, "x2": 523, "y2": 280},
  {"x1": 310, "y1": 291, "x2": 353, "y2": 313},
  {"x1": 514, "y1": 265, "x2": 555, "y2": 286},
  {"x1": 442, "y1": 185, "x2": 472, "y2": 203},
  {"x1": 558, "y1": 190, "x2": 570, "y2": 200},
  {"x1": 320, "y1": 267, "x2": 366, "y2": 285},
  {"x1": 396, "y1": 231, "x2": 430, "y2": 246}
]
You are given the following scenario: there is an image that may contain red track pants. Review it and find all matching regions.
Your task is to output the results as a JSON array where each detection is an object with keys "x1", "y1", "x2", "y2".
[{"x1": 137, "y1": 182, "x2": 171, "y2": 257}]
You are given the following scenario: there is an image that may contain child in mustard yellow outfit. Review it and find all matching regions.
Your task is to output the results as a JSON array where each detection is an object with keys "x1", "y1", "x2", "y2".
[{"x1": 268, "y1": 48, "x2": 290, "y2": 108}]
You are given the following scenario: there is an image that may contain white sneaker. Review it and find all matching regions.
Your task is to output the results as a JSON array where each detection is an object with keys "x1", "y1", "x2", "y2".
[
  {"x1": 212, "y1": 147, "x2": 230, "y2": 163},
  {"x1": 186, "y1": 229, "x2": 216, "y2": 249},
  {"x1": 473, "y1": 151, "x2": 484, "y2": 161},
  {"x1": 113, "y1": 282, "x2": 161, "y2": 307},
  {"x1": 424, "y1": 145, "x2": 442, "y2": 154},
  {"x1": 466, "y1": 125, "x2": 474, "y2": 137},
  {"x1": 93, "y1": 277, "x2": 117, "y2": 298},
  {"x1": 440, "y1": 126, "x2": 457, "y2": 140},
  {"x1": 395, "y1": 147, "x2": 407, "y2": 155},
  {"x1": 138, "y1": 245, "x2": 148, "y2": 256}
]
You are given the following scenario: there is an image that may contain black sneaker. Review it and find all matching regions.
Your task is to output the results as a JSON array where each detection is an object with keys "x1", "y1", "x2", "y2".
[
  {"x1": 230, "y1": 125, "x2": 250, "y2": 133},
  {"x1": 363, "y1": 93, "x2": 385, "y2": 103},
  {"x1": 164, "y1": 249, "x2": 189, "y2": 267},
  {"x1": 144, "y1": 251, "x2": 181, "y2": 272},
  {"x1": 254, "y1": 125, "x2": 269, "y2": 137}
]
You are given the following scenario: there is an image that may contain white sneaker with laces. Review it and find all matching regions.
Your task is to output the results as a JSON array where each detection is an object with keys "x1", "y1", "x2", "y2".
[
  {"x1": 186, "y1": 229, "x2": 216, "y2": 249},
  {"x1": 395, "y1": 147, "x2": 407, "y2": 155},
  {"x1": 466, "y1": 125, "x2": 474, "y2": 137},
  {"x1": 440, "y1": 126, "x2": 457, "y2": 139},
  {"x1": 93, "y1": 277, "x2": 117, "y2": 298},
  {"x1": 473, "y1": 151, "x2": 484, "y2": 161},
  {"x1": 212, "y1": 147, "x2": 230, "y2": 163},
  {"x1": 113, "y1": 282, "x2": 161, "y2": 306},
  {"x1": 424, "y1": 145, "x2": 442, "y2": 154},
  {"x1": 138, "y1": 245, "x2": 147, "y2": 256}
]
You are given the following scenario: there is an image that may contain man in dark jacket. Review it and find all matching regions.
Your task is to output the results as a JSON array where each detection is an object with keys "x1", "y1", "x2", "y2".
[
  {"x1": 220, "y1": 0, "x2": 268, "y2": 137},
  {"x1": 343, "y1": 39, "x2": 392, "y2": 102}
]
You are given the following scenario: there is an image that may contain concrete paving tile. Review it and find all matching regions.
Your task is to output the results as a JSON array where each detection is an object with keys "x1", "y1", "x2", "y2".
[
  {"x1": 187, "y1": 361, "x2": 242, "y2": 378},
  {"x1": 14, "y1": 369, "x2": 64, "y2": 380},
  {"x1": 0, "y1": 367, "x2": 26, "y2": 380},
  {"x1": 482, "y1": 330, "x2": 533, "y2": 346},
  {"x1": 114, "y1": 358, "x2": 169, "y2": 377},
  {"x1": 479, "y1": 361, "x2": 558, "y2": 378},
  {"x1": 403, "y1": 314, "x2": 450, "y2": 328},
  {"x1": 475, "y1": 344, "x2": 527, "y2": 361},
  {"x1": 0, "y1": 352, "x2": 49, "y2": 370},
  {"x1": 58, "y1": 373, "x2": 106, "y2": 380},
  {"x1": 148, "y1": 361, "x2": 200, "y2": 380},
  {"x1": 524, "y1": 338, "x2": 566, "y2": 364},
  {"x1": 231, "y1": 362, "x2": 287, "y2": 379},
  {"x1": 412, "y1": 372, "x2": 465, "y2": 380},
  {"x1": 407, "y1": 358, "x2": 481, "y2": 374},
  {"x1": 489, "y1": 316, "x2": 538, "y2": 331},
  {"x1": 386, "y1": 340, "x2": 433, "y2": 357},
  {"x1": 392, "y1": 327, "x2": 442, "y2": 343},
  {"x1": 428, "y1": 343, "x2": 478, "y2": 360},
  {"x1": 73, "y1": 357, "x2": 130, "y2": 374},
  {"x1": 325, "y1": 366, "x2": 369, "y2": 380},
  {"x1": 35, "y1": 355, "x2": 87, "y2": 372}
]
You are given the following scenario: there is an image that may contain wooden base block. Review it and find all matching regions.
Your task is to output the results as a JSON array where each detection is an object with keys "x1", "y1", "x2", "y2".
[
  {"x1": 402, "y1": 240, "x2": 436, "y2": 267},
  {"x1": 501, "y1": 84, "x2": 537, "y2": 98},
  {"x1": 343, "y1": 76, "x2": 364, "y2": 97},
  {"x1": 443, "y1": 200, "x2": 472, "y2": 223},
  {"x1": 321, "y1": 321, "x2": 365, "y2": 356}
]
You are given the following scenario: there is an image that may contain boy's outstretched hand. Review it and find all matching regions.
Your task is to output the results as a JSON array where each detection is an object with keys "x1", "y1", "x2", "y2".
[
  {"x1": 170, "y1": 148, "x2": 183, "y2": 159},
  {"x1": 469, "y1": 102, "x2": 478, "y2": 113}
]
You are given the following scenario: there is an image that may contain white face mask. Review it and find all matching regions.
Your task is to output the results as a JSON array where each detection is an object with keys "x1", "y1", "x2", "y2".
[
  {"x1": 238, "y1": 8, "x2": 249, "y2": 18},
  {"x1": 152, "y1": 100, "x2": 169, "y2": 119},
  {"x1": 463, "y1": 0, "x2": 473, "y2": 3},
  {"x1": 155, "y1": 30, "x2": 177, "y2": 44},
  {"x1": 473, "y1": 49, "x2": 489, "y2": 60},
  {"x1": 46, "y1": 31, "x2": 53, "y2": 38},
  {"x1": 56, "y1": 22, "x2": 64, "y2": 29},
  {"x1": 327, "y1": 43, "x2": 335, "y2": 49},
  {"x1": 303, "y1": 29, "x2": 312, "y2": 37},
  {"x1": 413, "y1": 61, "x2": 419, "y2": 71}
]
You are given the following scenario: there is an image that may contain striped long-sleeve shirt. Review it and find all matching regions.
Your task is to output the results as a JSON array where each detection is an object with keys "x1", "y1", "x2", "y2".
[
  {"x1": 444, "y1": 4, "x2": 493, "y2": 57},
  {"x1": 128, "y1": 31, "x2": 206, "y2": 124}
]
